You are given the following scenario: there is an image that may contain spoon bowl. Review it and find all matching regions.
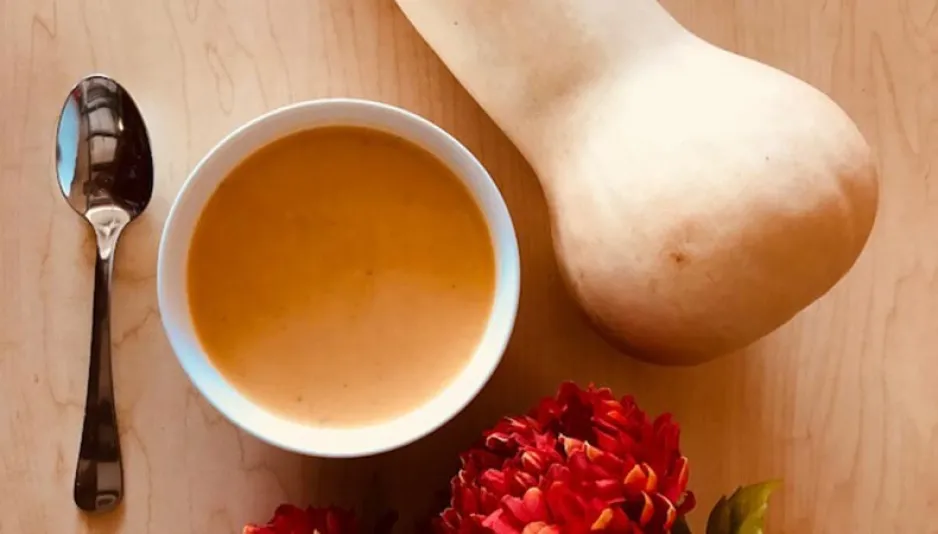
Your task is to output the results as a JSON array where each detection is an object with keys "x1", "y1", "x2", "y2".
[
  {"x1": 57, "y1": 75, "x2": 153, "y2": 219},
  {"x1": 55, "y1": 74, "x2": 153, "y2": 513}
]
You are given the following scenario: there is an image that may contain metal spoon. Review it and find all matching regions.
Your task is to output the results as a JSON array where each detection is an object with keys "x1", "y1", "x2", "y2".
[{"x1": 55, "y1": 74, "x2": 154, "y2": 513}]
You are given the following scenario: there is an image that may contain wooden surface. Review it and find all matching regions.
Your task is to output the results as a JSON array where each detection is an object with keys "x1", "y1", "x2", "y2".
[{"x1": 0, "y1": 0, "x2": 934, "y2": 532}]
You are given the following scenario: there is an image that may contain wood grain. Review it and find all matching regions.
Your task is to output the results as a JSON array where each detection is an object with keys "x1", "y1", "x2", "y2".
[{"x1": 1, "y1": 0, "x2": 935, "y2": 532}]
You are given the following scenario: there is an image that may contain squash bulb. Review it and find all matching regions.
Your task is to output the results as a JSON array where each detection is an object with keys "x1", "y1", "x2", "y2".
[{"x1": 396, "y1": 0, "x2": 879, "y2": 365}]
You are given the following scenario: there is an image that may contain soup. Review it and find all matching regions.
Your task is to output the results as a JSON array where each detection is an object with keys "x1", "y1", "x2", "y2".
[{"x1": 187, "y1": 126, "x2": 496, "y2": 427}]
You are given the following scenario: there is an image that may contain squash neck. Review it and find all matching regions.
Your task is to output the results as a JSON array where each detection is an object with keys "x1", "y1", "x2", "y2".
[
  {"x1": 478, "y1": 1, "x2": 690, "y2": 171},
  {"x1": 396, "y1": 0, "x2": 691, "y2": 181}
]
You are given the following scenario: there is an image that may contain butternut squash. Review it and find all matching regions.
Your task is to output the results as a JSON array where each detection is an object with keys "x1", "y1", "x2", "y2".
[{"x1": 395, "y1": 0, "x2": 879, "y2": 365}]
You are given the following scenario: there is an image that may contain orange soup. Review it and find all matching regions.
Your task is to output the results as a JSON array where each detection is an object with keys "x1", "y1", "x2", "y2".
[{"x1": 187, "y1": 126, "x2": 496, "y2": 427}]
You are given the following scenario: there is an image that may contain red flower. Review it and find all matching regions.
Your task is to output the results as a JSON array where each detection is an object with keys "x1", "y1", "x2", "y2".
[
  {"x1": 436, "y1": 382, "x2": 695, "y2": 534},
  {"x1": 243, "y1": 504, "x2": 358, "y2": 534}
]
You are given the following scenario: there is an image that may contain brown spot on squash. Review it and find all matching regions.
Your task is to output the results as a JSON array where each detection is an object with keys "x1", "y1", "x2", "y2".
[{"x1": 669, "y1": 251, "x2": 689, "y2": 266}]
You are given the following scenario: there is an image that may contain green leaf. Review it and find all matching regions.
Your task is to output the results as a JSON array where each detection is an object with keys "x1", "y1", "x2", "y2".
[
  {"x1": 706, "y1": 495, "x2": 732, "y2": 534},
  {"x1": 672, "y1": 516, "x2": 693, "y2": 534},
  {"x1": 705, "y1": 480, "x2": 781, "y2": 534}
]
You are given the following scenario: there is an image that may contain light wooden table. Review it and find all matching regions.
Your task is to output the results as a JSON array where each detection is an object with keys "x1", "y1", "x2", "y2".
[{"x1": 1, "y1": 0, "x2": 934, "y2": 532}]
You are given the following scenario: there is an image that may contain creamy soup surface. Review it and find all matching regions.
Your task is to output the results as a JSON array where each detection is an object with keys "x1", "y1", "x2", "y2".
[{"x1": 187, "y1": 126, "x2": 496, "y2": 427}]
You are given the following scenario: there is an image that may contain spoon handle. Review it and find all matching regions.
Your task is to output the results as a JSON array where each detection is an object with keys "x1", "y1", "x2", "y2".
[{"x1": 74, "y1": 245, "x2": 123, "y2": 513}]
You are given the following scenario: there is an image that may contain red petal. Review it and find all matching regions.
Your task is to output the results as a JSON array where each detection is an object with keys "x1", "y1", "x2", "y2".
[
  {"x1": 522, "y1": 451, "x2": 548, "y2": 475},
  {"x1": 523, "y1": 487, "x2": 550, "y2": 522},
  {"x1": 440, "y1": 508, "x2": 461, "y2": 529},
  {"x1": 640, "y1": 492, "x2": 654, "y2": 526},
  {"x1": 482, "y1": 469, "x2": 510, "y2": 495},
  {"x1": 545, "y1": 464, "x2": 571, "y2": 485},
  {"x1": 503, "y1": 497, "x2": 532, "y2": 524},
  {"x1": 455, "y1": 485, "x2": 480, "y2": 515},
  {"x1": 243, "y1": 505, "x2": 358, "y2": 534},
  {"x1": 502, "y1": 487, "x2": 550, "y2": 524},
  {"x1": 676, "y1": 456, "x2": 689, "y2": 489},
  {"x1": 592, "y1": 478, "x2": 622, "y2": 501},
  {"x1": 514, "y1": 471, "x2": 538, "y2": 492},
  {"x1": 639, "y1": 493, "x2": 678, "y2": 531},
  {"x1": 562, "y1": 437, "x2": 585, "y2": 457},
  {"x1": 601, "y1": 508, "x2": 633, "y2": 531},
  {"x1": 623, "y1": 465, "x2": 647, "y2": 493},
  {"x1": 660, "y1": 456, "x2": 689, "y2": 504},
  {"x1": 592, "y1": 429, "x2": 619, "y2": 453},
  {"x1": 677, "y1": 491, "x2": 697, "y2": 516},
  {"x1": 482, "y1": 509, "x2": 522, "y2": 534},
  {"x1": 567, "y1": 451, "x2": 591, "y2": 478},
  {"x1": 479, "y1": 487, "x2": 503, "y2": 514},
  {"x1": 522, "y1": 522, "x2": 560, "y2": 534},
  {"x1": 603, "y1": 409, "x2": 631, "y2": 428},
  {"x1": 583, "y1": 442, "x2": 623, "y2": 472},
  {"x1": 642, "y1": 463, "x2": 658, "y2": 493},
  {"x1": 590, "y1": 508, "x2": 614, "y2": 530},
  {"x1": 545, "y1": 482, "x2": 588, "y2": 523},
  {"x1": 557, "y1": 382, "x2": 583, "y2": 402},
  {"x1": 593, "y1": 387, "x2": 616, "y2": 402},
  {"x1": 486, "y1": 433, "x2": 514, "y2": 451}
]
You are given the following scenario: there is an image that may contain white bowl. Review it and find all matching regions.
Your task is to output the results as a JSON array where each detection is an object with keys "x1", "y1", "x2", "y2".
[{"x1": 157, "y1": 99, "x2": 520, "y2": 458}]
